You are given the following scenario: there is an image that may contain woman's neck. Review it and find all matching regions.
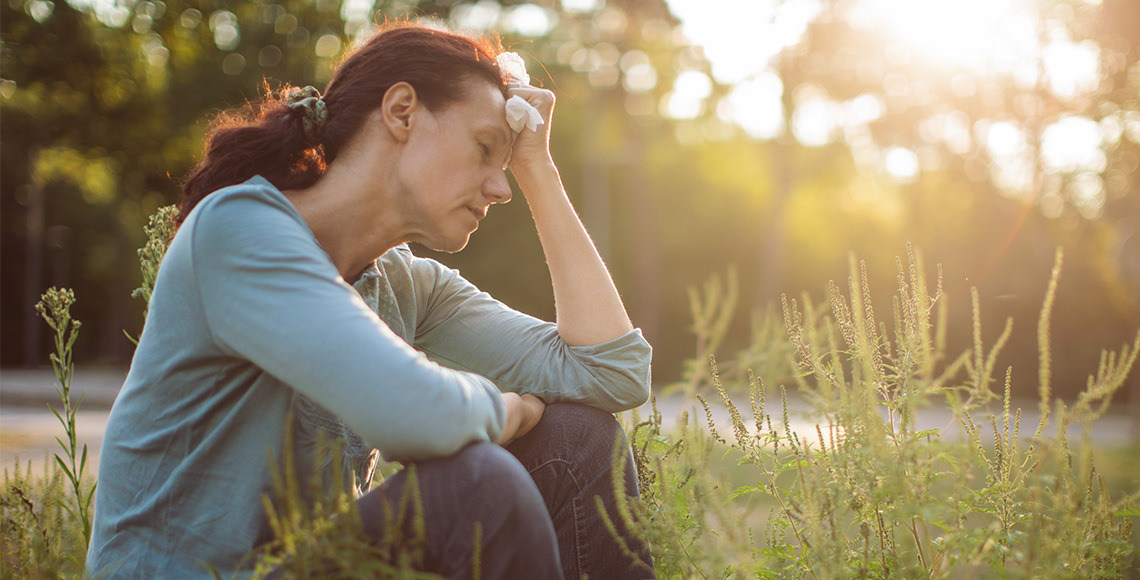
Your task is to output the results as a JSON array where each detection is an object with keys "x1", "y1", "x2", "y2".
[{"x1": 283, "y1": 164, "x2": 406, "y2": 282}]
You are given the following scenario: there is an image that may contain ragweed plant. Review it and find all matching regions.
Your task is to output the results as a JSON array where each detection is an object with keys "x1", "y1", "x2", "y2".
[
  {"x1": 130, "y1": 204, "x2": 177, "y2": 312},
  {"x1": 609, "y1": 246, "x2": 1139, "y2": 578},
  {"x1": 608, "y1": 396, "x2": 741, "y2": 577},
  {"x1": 2, "y1": 289, "x2": 95, "y2": 576},
  {"x1": 245, "y1": 425, "x2": 447, "y2": 579},
  {"x1": 126, "y1": 204, "x2": 177, "y2": 344},
  {"x1": 1, "y1": 458, "x2": 74, "y2": 577},
  {"x1": 674, "y1": 266, "x2": 797, "y2": 401},
  {"x1": 35, "y1": 287, "x2": 96, "y2": 555}
]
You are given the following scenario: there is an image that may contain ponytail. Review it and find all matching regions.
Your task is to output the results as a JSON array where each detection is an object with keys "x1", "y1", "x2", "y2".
[{"x1": 177, "y1": 87, "x2": 325, "y2": 225}]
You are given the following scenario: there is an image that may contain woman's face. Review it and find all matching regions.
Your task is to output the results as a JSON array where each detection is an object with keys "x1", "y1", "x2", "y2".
[{"x1": 396, "y1": 80, "x2": 513, "y2": 253}]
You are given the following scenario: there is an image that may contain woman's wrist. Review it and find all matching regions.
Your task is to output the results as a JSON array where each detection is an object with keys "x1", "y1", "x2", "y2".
[{"x1": 510, "y1": 159, "x2": 559, "y2": 193}]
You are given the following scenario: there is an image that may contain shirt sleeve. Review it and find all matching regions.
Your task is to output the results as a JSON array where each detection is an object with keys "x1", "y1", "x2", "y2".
[
  {"x1": 408, "y1": 254, "x2": 652, "y2": 413},
  {"x1": 190, "y1": 187, "x2": 506, "y2": 460}
]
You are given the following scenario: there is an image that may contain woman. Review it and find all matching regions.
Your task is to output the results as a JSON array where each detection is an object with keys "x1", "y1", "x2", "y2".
[{"x1": 87, "y1": 21, "x2": 654, "y2": 579}]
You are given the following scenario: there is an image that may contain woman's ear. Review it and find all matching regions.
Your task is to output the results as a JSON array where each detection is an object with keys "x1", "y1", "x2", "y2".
[{"x1": 381, "y1": 81, "x2": 418, "y2": 142}]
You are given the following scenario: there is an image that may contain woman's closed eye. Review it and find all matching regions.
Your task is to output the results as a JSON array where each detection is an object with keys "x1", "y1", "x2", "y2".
[{"x1": 479, "y1": 140, "x2": 509, "y2": 169}]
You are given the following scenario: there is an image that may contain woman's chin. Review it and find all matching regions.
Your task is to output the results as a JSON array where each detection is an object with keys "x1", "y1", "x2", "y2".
[{"x1": 422, "y1": 232, "x2": 472, "y2": 254}]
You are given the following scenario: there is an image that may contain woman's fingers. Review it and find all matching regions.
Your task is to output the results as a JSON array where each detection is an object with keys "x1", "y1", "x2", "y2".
[
  {"x1": 505, "y1": 86, "x2": 556, "y2": 172},
  {"x1": 507, "y1": 86, "x2": 554, "y2": 110},
  {"x1": 515, "y1": 394, "x2": 546, "y2": 439},
  {"x1": 497, "y1": 393, "x2": 546, "y2": 446},
  {"x1": 498, "y1": 392, "x2": 524, "y2": 445}
]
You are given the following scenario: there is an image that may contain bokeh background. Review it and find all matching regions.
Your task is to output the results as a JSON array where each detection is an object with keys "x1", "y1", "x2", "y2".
[{"x1": 2, "y1": 0, "x2": 1138, "y2": 411}]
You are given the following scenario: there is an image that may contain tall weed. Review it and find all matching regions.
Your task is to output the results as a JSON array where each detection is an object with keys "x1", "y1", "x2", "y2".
[
  {"x1": 2, "y1": 288, "x2": 95, "y2": 575},
  {"x1": 1, "y1": 459, "x2": 78, "y2": 577},
  {"x1": 246, "y1": 429, "x2": 438, "y2": 579},
  {"x1": 613, "y1": 246, "x2": 1139, "y2": 577}
]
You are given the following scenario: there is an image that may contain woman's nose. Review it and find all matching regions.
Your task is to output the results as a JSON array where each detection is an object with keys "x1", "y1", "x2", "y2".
[{"x1": 485, "y1": 171, "x2": 512, "y2": 204}]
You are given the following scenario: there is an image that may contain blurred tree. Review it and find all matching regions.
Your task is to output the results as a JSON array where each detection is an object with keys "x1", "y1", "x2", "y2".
[{"x1": 1, "y1": 0, "x2": 356, "y2": 364}]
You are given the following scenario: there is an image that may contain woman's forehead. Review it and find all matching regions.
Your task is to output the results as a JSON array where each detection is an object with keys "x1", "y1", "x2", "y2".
[{"x1": 454, "y1": 82, "x2": 510, "y2": 134}]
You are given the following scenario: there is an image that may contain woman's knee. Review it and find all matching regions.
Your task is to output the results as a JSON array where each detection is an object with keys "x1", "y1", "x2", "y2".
[
  {"x1": 543, "y1": 402, "x2": 622, "y2": 433},
  {"x1": 438, "y1": 442, "x2": 549, "y2": 521},
  {"x1": 451, "y1": 441, "x2": 539, "y2": 496},
  {"x1": 436, "y1": 443, "x2": 557, "y2": 553},
  {"x1": 361, "y1": 441, "x2": 549, "y2": 535},
  {"x1": 532, "y1": 403, "x2": 629, "y2": 454}
]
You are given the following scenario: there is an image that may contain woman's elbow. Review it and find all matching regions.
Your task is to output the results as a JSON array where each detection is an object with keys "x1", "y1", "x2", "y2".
[
  {"x1": 627, "y1": 368, "x2": 653, "y2": 408},
  {"x1": 597, "y1": 364, "x2": 652, "y2": 413}
]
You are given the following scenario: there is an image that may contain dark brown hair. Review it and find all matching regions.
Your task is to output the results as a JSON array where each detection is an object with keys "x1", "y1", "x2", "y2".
[{"x1": 177, "y1": 22, "x2": 507, "y2": 224}]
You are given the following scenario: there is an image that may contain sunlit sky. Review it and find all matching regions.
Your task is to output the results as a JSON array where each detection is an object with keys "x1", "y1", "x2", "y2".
[{"x1": 662, "y1": 0, "x2": 1118, "y2": 217}]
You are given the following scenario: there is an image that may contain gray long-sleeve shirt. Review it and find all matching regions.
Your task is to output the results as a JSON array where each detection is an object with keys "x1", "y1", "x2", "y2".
[{"x1": 87, "y1": 176, "x2": 652, "y2": 578}]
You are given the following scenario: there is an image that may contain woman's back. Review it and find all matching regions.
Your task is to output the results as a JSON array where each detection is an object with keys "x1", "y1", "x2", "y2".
[
  {"x1": 88, "y1": 177, "x2": 512, "y2": 576},
  {"x1": 89, "y1": 179, "x2": 301, "y2": 576}
]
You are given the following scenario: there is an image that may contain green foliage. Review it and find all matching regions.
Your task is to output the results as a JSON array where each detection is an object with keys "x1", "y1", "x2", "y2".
[
  {"x1": 124, "y1": 204, "x2": 178, "y2": 344},
  {"x1": 608, "y1": 248, "x2": 1140, "y2": 577},
  {"x1": 247, "y1": 429, "x2": 440, "y2": 579},
  {"x1": 1, "y1": 458, "x2": 88, "y2": 577},
  {"x1": 672, "y1": 267, "x2": 797, "y2": 401},
  {"x1": 131, "y1": 204, "x2": 177, "y2": 313},
  {"x1": 611, "y1": 397, "x2": 742, "y2": 577},
  {"x1": 34, "y1": 288, "x2": 96, "y2": 556}
]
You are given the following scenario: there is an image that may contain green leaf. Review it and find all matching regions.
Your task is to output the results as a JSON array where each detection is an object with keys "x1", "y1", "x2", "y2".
[
  {"x1": 1113, "y1": 506, "x2": 1140, "y2": 517},
  {"x1": 48, "y1": 404, "x2": 65, "y2": 425},
  {"x1": 55, "y1": 455, "x2": 75, "y2": 481},
  {"x1": 728, "y1": 485, "x2": 763, "y2": 501},
  {"x1": 776, "y1": 457, "x2": 809, "y2": 475}
]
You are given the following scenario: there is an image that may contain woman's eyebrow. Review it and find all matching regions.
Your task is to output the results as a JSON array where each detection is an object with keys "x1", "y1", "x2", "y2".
[{"x1": 479, "y1": 124, "x2": 509, "y2": 146}]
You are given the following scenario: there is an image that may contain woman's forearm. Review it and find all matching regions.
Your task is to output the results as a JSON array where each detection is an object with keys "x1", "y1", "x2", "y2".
[{"x1": 513, "y1": 161, "x2": 634, "y2": 346}]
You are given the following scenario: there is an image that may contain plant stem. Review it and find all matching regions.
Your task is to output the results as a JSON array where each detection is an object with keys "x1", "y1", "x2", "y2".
[{"x1": 37, "y1": 287, "x2": 95, "y2": 551}]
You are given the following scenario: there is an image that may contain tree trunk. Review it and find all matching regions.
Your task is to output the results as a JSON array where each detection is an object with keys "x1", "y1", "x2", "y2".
[
  {"x1": 23, "y1": 147, "x2": 44, "y2": 366},
  {"x1": 623, "y1": 119, "x2": 663, "y2": 342},
  {"x1": 98, "y1": 216, "x2": 134, "y2": 363}
]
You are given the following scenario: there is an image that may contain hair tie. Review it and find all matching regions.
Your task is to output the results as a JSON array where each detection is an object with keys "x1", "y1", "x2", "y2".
[{"x1": 285, "y1": 85, "x2": 328, "y2": 144}]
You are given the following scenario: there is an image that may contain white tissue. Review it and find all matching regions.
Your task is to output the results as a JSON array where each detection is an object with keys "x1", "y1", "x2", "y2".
[
  {"x1": 496, "y1": 52, "x2": 543, "y2": 135},
  {"x1": 505, "y1": 95, "x2": 544, "y2": 133},
  {"x1": 496, "y1": 52, "x2": 531, "y2": 86}
]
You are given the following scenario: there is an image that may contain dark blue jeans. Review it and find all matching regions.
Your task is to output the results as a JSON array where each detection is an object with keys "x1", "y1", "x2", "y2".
[{"x1": 356, "y1": 403, "x2": 655, "y2": 579}]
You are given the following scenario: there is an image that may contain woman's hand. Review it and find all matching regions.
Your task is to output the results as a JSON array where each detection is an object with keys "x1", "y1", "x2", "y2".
[
  {"x1": 505, "y1": 85, "x2": 556, "y2": 177},
  {"x1": 498, "y1": 392, "x2": 546, "y2": 446}
]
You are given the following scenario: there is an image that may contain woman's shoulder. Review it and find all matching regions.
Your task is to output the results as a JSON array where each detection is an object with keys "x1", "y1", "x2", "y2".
[
  {"x1": 185, "y1": 176, "x2": 310, "y2": 240},
  {"x1": 189, "y1": 176, "x2": 299, "y2": 222},
  {"x1": 179, "y1": 175, "x2": 323, "y2": 274}
]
